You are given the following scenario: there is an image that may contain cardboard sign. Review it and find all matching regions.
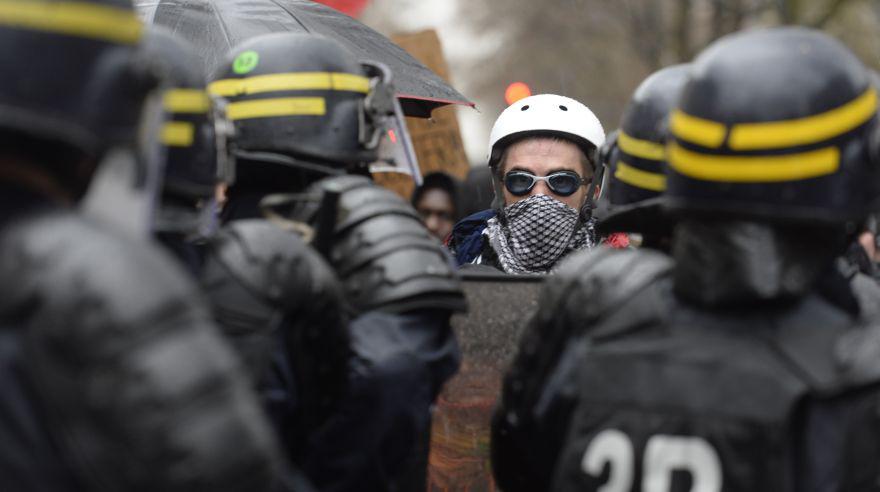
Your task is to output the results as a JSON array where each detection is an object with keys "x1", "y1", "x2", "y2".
[{"x1": 392, "y1": 30, "x2": 471, "y2": 184}]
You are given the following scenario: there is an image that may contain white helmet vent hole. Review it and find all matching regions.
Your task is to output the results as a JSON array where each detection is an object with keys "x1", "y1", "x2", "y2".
[
  {"x1": 559, "y1": 105, "x2": 568, "y2": 111},
  {"x1": 520, "y1": 105, "x2": 530, "y2": 111}
]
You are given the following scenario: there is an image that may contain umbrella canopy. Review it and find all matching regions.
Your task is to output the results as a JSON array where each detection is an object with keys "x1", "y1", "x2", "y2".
[{"x1": 137, "y1": 0, "x2": 473, "y2": 117}]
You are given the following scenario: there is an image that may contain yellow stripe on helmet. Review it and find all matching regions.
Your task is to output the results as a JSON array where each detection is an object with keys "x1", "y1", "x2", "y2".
[
  {"x1": 729, "y1": 89, "x2": 877, "y2": 150},
  {"x1": 161, "y1": 121, "x2": 195, "y2": 147},
  {"x1": 0, "y1": 1, "x2": 142, "y2": 44},
  {"x1": 226, "y1": 97, "x2": 326, "y2": 120},
  {"x1": 618, "y1": 131, "x2": 665, "y2": 161},
  {"x1": 163, "y1": 89, "x2": 210, "y2": 114},
  {"x1": 668, "y1": 143, "x2": 840, "y2": 183},
  {"x1": 208, "y1": 72, "x2": 370, "y2": 97},
  {"x1": 614, "y1": 160, "x2": 667, "y2": 192},
  {"x1": 670, "y1": 110, "x2": 727, "y2": 149}
]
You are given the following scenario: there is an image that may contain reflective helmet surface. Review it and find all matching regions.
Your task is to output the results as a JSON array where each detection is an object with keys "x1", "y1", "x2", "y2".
[
  {"x1": 611, "y1": 64, "x2": 690, "y2": 205},
  {"x1": 209, "y1": 32, "x2": 372, "y2": 171},
  {"x1": 599, "y1": 64, "x2": 690, "y2": 234},
  {"x1": 0, "y1": 0, "x2": 153, "y2": 158},
  {"x1": 487, "y1": 93, "x2": 605, "y2": 169},
  {"x1": 143, "y1": 26, "x2": 217, "y2": 200},
  {"x1": 666, "y1": 27, "x2": 879, "y2": 224}
]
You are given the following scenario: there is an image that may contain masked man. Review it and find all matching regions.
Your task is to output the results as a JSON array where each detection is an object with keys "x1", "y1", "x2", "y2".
[{"x1": 448, "y1": 94, "x2": 605, "y2": 274}]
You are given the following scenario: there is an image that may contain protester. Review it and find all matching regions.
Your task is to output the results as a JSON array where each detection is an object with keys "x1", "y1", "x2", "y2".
[
  {"x1": 448, "y1": 94, "x2": 605, "y2": 274},
  {"x1": 412, "y1": 171, "x2": 459, "y2": 241},
  {"x1": 0, "y1": 1, "x2": 282, "y2": 490},
  {"x1": 201, "y1": 32, "x2": 466, "y2": 492},
  {"x1": 494, "y1": 27, "x2": 880, "y2": 492}
]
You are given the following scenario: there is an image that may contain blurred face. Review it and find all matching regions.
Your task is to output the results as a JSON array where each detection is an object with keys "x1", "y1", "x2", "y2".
[
  {"x1": 416, "y1": 188, "x2": 455, "y2": 241},
  {"x1": 859, "y1": 230, "x2": 878, "y2": 262},
  {"x1": 500, "y1": 138, "x2": 592, "y2": 210}
]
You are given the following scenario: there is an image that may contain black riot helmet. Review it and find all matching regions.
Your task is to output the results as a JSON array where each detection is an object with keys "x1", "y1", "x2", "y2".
[
  {"x1": 598, "y1": 64, "x2": 690, "y2": 237},
  {"x1": 209, "y1": 32, "x2": 401, "y2": 181},
  {"x1": 0, "y1": 0, "x2": 157, "y2": 190},
  {"x1": 143, "y1": 27, "x2": 223, "y2": 236},
  {"x1": 665, "y1": 27, "x2": 880, "y2": 224},
  {"x1": 143, "y1": 27, "x2": 219, "y2": 202}
]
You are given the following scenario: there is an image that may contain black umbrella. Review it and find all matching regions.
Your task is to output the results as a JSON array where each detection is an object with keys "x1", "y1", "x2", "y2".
[{"x1": 136, "y1": 0, "x2": 473, "y2": 118}]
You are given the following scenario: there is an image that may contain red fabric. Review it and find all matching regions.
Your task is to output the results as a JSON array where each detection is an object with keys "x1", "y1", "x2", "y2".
[
  {"x1": 604, "y1": 232, "x2": 630, "y2": 249},
  {"x1": 313, "y1": 0, "x2": 370, "y2": 17}
]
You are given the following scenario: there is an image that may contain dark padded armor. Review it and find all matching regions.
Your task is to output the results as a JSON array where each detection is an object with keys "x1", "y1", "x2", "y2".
[
  {"x1": 496, "y1": 247, "x2": 880, "y2": 491},
  {"x1": 492, "y1": 248, "x2": 673, "y2": 492},
  {"x1": 300, "y1": 175, "x2": 466, "y2": 314},
  {"x1": 0, "y1": 210, "x2": 280, "y2": 492},
  {"x1": 495, "y1": 247, "x2": 880, "y2": 491},
  {"x1": 200, "y1": 219, "x2": 351, "y2": 432},
  {"x1": 553, "y1": 286, "x2": 880, "y2": 492}
]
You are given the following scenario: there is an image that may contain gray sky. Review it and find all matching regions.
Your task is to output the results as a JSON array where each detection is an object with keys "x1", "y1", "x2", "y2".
[{"x1": 361, "y1": 0, "x2": 501, "y2": 165}]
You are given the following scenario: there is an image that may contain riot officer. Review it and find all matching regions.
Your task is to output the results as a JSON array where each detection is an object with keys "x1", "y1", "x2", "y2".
[
  {"x1": 143, "y1": 27, "x2": 225, "y2": 276},
  {"x1": 201, "y1": 32, "x2": 466, "y2": 491},
  {"x1": 597, "y1": 64, "x2": 690, "y2": 251},
  {"x1": 0, "y1": 0, "x2": 283, "y2": 490},
  {"x1": 499, "y1": 27, "x2": 880, "y2": 492}
]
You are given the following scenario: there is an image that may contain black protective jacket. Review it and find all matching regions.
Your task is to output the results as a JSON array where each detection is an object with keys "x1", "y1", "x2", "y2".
[
  {"x1": 494, "y1": 245, "x2": 880, "y2": 492},
  {"x1": 204, "y1": 180, "x2": 464, "y2": 492},
  {"x1": 0, "y1": 186, "x2": 282, "y2": 492}
]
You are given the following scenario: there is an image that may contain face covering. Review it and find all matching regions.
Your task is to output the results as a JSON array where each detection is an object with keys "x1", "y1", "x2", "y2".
[{"x1": 484, "y1": 194, "x2": 595, "y2": 274}]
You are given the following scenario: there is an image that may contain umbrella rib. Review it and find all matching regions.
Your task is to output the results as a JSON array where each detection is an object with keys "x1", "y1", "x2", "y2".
[
  {"x1": 268, "y1": 0, "x2": 311, "y2": 33},
  {"x1": 210, "y1": 1, "x2": 233, "y2": 47}
]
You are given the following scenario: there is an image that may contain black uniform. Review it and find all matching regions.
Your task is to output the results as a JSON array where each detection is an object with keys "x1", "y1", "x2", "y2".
[
  {"x1": 202, "y1": 33, "x2": 466, "y2": 491},
  {"x1": 542, "y1": 249, "x2": 880, "y2": 492},
  {"x1": 203, "y1": 177, "x2": 464, "y2": 492},
  {"x1": 0, "y1": 1, "x2": 283, "y2": 489},
  {"x1": 0, "y1": 187, "x2": 282, "y2": 492}
]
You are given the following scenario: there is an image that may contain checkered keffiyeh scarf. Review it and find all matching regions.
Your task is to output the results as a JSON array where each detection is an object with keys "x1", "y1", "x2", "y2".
[{"x1": 484, "y1": 194, "x2": 596, "y2": 274}]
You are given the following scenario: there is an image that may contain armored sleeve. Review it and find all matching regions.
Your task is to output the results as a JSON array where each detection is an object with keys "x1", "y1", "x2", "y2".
[
  {"x1": 200, "y1": 219, "x2": 352, "y2": 432},
  {"x1": 303, "y1": 309, "x2": 458, "y2": 492},
  {"x1": 298, "y1": 175, "x2": 467, "y2": 315},
  {"x1": 0, "y1": 213, "x2": 282, "y2": 492},
  {"x1": 492, "y1": 247, "x2": 672, "y2": 492}
]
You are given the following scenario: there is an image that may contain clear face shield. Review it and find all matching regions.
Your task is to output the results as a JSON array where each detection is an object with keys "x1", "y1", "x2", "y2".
[{"x1": 359, "y1": 61, "x2": 423, "y2": 189}]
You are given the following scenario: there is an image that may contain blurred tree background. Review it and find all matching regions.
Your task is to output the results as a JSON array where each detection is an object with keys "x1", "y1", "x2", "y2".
[{"x1": 362, "y1": 0, "x2": 880, "y2": 163}]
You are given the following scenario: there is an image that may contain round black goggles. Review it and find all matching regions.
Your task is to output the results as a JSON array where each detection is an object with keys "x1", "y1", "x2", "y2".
[{"x1": 504, "y1": 170, "x2": 586, "y2": 197}]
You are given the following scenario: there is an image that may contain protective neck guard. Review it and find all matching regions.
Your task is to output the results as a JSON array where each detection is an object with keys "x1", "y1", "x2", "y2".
[{"x1": 672, "y1": 219, "x2": 844, "y2": 308}]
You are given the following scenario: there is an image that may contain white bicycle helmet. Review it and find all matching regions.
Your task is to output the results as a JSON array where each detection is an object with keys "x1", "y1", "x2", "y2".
[{"x1": 488, "y1": 94, "x2": 606, "y2": 168}]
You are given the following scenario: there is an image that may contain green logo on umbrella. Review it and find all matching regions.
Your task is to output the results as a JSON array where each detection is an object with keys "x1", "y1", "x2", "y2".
[{"x1": 233, "y1": 50, "x2": 260, "y2": 74}]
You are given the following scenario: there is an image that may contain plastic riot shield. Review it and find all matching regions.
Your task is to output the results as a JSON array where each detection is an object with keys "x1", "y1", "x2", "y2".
[{"x1": 428, "y1": 272, "x2": 544, "y2": 492}]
